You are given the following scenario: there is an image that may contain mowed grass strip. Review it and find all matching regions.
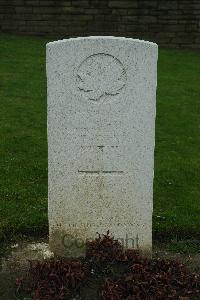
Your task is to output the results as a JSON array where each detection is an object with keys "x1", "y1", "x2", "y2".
[
  {"x1": 154, "y1": 47, "x2": 200, "y2": 238},
  {"x1": 0, "y1": 35, "x2": 49, "y2": 240},
  {"x1": 0, "y1": 35, "x2": 200, "y2": 242}
]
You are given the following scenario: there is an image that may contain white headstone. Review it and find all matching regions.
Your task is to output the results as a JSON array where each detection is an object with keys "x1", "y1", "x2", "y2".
[{"x1": 47, "y1": 37, "x2": 158, "y2": 257}]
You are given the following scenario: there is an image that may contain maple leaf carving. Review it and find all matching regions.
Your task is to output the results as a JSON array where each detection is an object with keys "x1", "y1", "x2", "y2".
[{"x1": 77, "y1": 53, "x2": 127, "y2": 101}]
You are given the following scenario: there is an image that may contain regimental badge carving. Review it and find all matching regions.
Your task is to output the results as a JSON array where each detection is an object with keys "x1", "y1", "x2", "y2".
[{"x1": 76, "y1": 53, "x2": 127, "y2": 102}]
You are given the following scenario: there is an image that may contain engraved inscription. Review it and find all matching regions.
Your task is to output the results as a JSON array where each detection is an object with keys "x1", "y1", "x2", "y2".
[
  {"x1": 77, "y1": 145, "x2": 123, "y2": 175},
  {"x1": 78, "y1": 170, "x2": 124, "y2": 175},
  {"x1": 76, "y1": 53, "x2": 127, "y2": 102}
]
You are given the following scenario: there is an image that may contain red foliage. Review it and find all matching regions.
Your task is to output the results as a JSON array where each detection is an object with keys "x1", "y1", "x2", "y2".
[
  {"x1": 86, "y1": 231, "x2": 124, "y2": 262},
  {"x1": 15, "y1": 232, "x2": 200, "y2": 300},
  {"x1": 16, "y1": 260, "x2": 89, "y2": 300},
  {"x1": 101, "y1": 258, "x2": 200, "y2": 299}
]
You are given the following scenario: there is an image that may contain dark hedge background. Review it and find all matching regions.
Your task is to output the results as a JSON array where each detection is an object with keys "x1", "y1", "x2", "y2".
[{"x1": 0, "y1": 0, "x2": 200, "y2": 48}]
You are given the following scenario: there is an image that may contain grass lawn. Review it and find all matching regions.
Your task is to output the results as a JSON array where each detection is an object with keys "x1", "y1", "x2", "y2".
[{"x1": 0, "y1": 35, "x2": 200, "y2": 245}]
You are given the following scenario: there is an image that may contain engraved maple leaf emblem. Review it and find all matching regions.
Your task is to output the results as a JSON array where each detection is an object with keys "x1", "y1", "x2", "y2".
[{"x1": 77, "y1": 53, "x2": 127, "y2": 101}]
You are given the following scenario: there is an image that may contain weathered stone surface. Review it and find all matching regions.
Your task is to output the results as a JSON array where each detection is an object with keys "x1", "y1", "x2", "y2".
[{"x1": 47, "y1": 36, "x2": 158, "y2": 257}]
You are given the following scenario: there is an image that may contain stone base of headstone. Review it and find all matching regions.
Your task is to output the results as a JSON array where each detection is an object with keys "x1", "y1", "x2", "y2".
[{"x1": 49, "y1": 225, "x2": 152, "y2": 258}]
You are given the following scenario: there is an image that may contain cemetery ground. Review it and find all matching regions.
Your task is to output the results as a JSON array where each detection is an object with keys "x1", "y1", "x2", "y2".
[
  {"x1": 0, "y1": 34, "x2": 199, "y2": 249},
  {"x1": 0, "y1": 34, "x2": 200, "y2": 298}
]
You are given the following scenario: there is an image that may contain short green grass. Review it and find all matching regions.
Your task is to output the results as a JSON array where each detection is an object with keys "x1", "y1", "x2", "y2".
[
  {"x1": 154, "y1": 47, "x2": 200, "y2": 239},
  {"x1": 0, "y1": 35, "x2": 200, "y2": 245},
  {"x1": 0, "y1": 35, "x2": 49, "y2": 241}
]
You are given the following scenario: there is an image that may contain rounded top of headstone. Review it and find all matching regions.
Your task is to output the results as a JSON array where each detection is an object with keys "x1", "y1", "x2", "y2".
[{"x1": 46, "y1": 36, "x2": 158, "y2": 48}]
